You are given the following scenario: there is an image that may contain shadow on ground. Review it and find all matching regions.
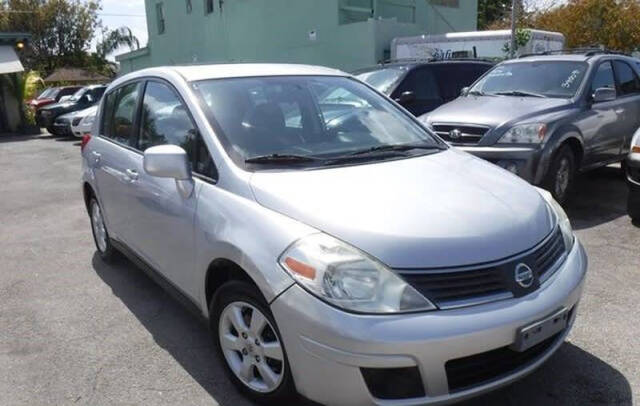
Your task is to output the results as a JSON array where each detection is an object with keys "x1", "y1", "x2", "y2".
[
  {"x1": 92, "y1": 250, "x2": 632, "y2": 406},
  {"x1": 565, "y1": 166, "x2": 630, "y2": 230}
]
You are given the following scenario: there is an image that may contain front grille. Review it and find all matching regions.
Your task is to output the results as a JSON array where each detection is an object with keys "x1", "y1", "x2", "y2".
[
  {"x1": 398, "y1": 228, "x2": 566, "y2": 309},
  {"x1": 72, "y1": 117, "x2": 82, "y2": 126},
  {"x1": 432, "y1": 124, "x2": 490, "y2": 145},
  {"x1": 445, "y1": 330, "x2": 564, "y2": 392}
]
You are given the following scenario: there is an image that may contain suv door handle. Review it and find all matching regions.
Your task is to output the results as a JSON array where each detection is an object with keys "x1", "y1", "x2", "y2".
[
  {"x1": 91, "y1": 151, "x2": 101, "y2": 162},
  {"x1": 125, "y1": 169, "x2": 139, "y2": 181}
]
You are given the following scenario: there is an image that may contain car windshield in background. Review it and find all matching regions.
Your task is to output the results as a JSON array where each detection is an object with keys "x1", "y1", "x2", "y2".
[
  {"x1": 69, "y1": 88, "x2": 86, "y2": 101},
  {"x1": 356, "y1": 67, "x2": 407, "y2": 94},
  {"x1": 470, "y1": 61, "x2": 588, "y2": 98},
  {"x1": 192, "y1": 75, "x2": 442, "y2": 168},
  {"x1": 38, "y1": 88, "x2": 55, "y2": 99}
]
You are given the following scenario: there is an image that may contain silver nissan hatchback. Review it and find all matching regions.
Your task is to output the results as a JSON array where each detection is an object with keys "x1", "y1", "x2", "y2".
[{"x1": 82, "y1": 64, "x2": 587, "y2": 406}]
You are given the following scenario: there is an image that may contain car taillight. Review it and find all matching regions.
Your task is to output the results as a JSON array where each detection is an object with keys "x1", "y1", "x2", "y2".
[{"x1": 81, "y1": 134, "x2": 91, "y2": 151}]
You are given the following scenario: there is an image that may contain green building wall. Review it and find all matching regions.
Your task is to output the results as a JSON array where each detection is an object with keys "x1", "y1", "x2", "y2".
[{"x1": 117, "y1": 0, "x2": 477, "y2": 74}]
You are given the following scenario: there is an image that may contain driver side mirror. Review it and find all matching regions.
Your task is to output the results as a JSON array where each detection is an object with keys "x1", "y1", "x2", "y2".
[
  {"x1": 395, "y1": 91, "x2": 416, "y2": 105},
  {"x1": 82, "y1": 94, "x2": 94, "y2": 104},
  {"x1": 143, "y1": 144, "x2": 194, "y2": 198},
  {"x1": 592, "y1": 87, "x2": 616, "y2": 104},
  {"x1": 461, "y1": 87, "x2": 470, "y2": 96}
]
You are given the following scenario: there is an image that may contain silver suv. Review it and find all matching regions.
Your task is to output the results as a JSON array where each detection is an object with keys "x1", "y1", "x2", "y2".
[
  {"x1": 421, "y1": 50, "x2": 640, "y2": 203},
  {"x1": 82, "y1": 64, "x2": 587, "y2": 405}
]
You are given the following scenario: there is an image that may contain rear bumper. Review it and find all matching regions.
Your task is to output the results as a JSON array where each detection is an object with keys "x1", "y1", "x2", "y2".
[
  {"x1": 271, "y1": 240, "x2": 587, "y2": 406},
  {"x1": 457, "y1": 146, "x2": 545, "y2": 184}
]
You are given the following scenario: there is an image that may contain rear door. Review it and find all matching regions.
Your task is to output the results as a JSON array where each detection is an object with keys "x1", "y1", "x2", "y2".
[
  {"x1": 92, "y1": 81, "x2": 144, "y2": 244},
  {"x1": 612, "y1": 60, "x2": 640, "y2": 156}
]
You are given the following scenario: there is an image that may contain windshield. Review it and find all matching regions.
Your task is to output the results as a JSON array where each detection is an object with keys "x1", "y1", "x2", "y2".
[
  {"x1": 38, "y1": 88, "x2": 55, "y2": 99},
  {"x1": 192, "y1": 75, "x2": 442, "y2": 168},
  {"x1": 356, "y1": 67, "x2": 407, "y2": 94},
  {"x1": 69, "y1": 88, "x2": 87, "y2": 101},
  {"x1": 470, "y1": 61, "x2": 588, "y2": 98}
]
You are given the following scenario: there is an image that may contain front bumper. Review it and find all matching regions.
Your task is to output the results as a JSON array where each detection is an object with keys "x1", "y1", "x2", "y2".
[
  {"x1": 51, "y1": 120, "x2": 72, "y2": 136},
  {"x1": 457, "y1": 145, "x2": 545, "y2": 184},
  {"x1": 271, "y1": 240, "x2": 587, "y2": 406}
]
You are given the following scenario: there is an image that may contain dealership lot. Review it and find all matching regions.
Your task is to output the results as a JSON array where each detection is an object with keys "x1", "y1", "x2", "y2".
[{"x1": 0, "y1": 134, "x2": 637, "y2": 405}]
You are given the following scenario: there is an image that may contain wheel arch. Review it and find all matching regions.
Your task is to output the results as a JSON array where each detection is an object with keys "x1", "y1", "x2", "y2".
[
  {"x1": 83, "y1": 182, "x2": 95, "y2": 213},
  {"x1": 205, "y1": 258, "x2": 264, "y2": 311}
]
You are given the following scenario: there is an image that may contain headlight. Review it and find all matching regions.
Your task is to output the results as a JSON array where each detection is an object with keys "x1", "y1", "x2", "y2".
[
  {"x1": 536, "y1": 188, "x2": 574, "y2": 252},
  {"x1": 279, "y1": 233, "x2": 435, "y2": 314},
  {"x1": 499, "y1": 123, "x2": 547, "y2": 144}
]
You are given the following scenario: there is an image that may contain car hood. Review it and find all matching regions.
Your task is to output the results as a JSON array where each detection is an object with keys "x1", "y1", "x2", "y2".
[
  {"x1": 423, "y1": 95, "x2": 572, "y2": 128},
  {"x1": 250, "y1": 149, "x2": 554, "y2": 268},
  {"x1": 40, "y1": 102, "x2": 77, "y2": 113}
]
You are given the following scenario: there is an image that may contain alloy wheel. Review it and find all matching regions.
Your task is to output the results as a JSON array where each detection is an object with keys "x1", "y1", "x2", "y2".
[
  {"x1": 91, "y1": 201, "x2": 108, "y2": 253},
  {"x1": 218, "y1": 301, "x2": 285, "y2": 393}
]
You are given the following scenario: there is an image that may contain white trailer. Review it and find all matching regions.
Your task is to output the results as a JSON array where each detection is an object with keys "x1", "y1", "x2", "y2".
[{"x1": 391, "y1": 29, "x2": 565, "y2": 60}]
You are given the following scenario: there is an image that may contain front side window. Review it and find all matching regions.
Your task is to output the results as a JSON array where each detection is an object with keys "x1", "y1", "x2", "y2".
[
  {"x1": 591, "y1": 61, "x2": 616, "y2": 96},
  {"x1": 192, "y1": 75, "x2": 443, "y2": 169},
  {"x1": 396, "y1": 67, "x2": 440, "y2": 100},
  {"x1": 138, "y1": 81, "x2": 197, "y2": 155},
  {"x1": 104, "y1": 82, "x2": 141, "y2": 145},
  {"x1": 614, "y1": 60, "x2": 640, "y2": 95},
  {"x1": 471, "y1": 61, "x2": 588, "y2": 98},
  {"x1": 432, "y1": 63, "x2": 492, "y2": 101}
]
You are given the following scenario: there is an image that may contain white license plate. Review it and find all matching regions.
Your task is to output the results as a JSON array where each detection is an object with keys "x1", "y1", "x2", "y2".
[{"x1": 511, "y1": 308, "x2": 569, "y2": 352}]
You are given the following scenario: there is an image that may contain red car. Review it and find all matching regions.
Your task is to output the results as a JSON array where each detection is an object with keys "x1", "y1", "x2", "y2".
[{"x1": 28, "y1": 86, "x2": 82, "y2": 110}]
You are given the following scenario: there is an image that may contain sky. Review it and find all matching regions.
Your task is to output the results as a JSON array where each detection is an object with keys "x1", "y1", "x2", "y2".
[{"x1": 92, "y1": 0, "x2": 148, "y2": 58}]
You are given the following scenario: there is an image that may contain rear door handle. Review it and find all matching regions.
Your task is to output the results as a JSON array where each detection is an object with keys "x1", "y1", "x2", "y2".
[{"x1": 125, "y1": 169, "x2": 139, "y2": 181}]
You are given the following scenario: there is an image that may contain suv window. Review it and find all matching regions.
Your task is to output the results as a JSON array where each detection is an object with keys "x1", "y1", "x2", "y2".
[
  {"x1": 614, "y1": 60, "x2": 640, "y2": 95},
  {"x1": 138, "y1": 81, "x2": 216, "y2": 179},
  {"x1": 103, "y1": 82, "x2": 141, "y2": 145},
  {"x1": 591, "y1": 61, "x2": 616, "y2": 96},
  {"x1": 398, "y1": 67, "x2": 440, "y2": 100},
  {"x1": 432, "y1": 63, "x2": 492, "y2": 101}
]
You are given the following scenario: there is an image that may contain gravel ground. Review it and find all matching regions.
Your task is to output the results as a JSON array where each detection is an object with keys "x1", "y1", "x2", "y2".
[{"x1": 0, "y1": 134, "x2": 637, "y2": 405}]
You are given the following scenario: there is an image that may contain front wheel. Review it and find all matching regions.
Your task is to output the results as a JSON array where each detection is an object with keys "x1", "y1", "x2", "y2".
[
  {"x1": 543, "y1": 146, "x2": 576, "y2": 204},
  {"x1": 211, "y1": 281, "x2": 297, "y2": 404}
]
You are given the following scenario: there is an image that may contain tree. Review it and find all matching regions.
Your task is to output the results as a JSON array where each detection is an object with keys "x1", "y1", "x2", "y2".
[
  {"x1": 534, "y1": 0, "x2": 640, "y2": 52},
  {"x1": 96, "y1": 26, "x2": 140, "y2": 59},
  {"x1": 0, "y1": 0, "x2": 101, "y2": 73},
  {"x1": 478, "y1": 0, "x2": 513, "y2": 30}
]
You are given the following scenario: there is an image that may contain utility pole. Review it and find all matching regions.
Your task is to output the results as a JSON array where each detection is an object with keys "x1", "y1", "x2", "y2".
[{"x1": 510, "y1": 0, "x2": 518, "y2": 59}]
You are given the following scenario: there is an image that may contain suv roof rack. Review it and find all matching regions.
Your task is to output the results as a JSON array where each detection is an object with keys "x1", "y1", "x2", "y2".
[
  {"x1": 519, "y1": 48, "x2": 630, "y2": 59},
  {"x1": 378, "y1": 57, "x2": 496, "y2": 66}
]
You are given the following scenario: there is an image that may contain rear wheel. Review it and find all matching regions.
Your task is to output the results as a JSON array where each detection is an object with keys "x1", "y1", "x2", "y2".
[
  {"x1": 211, "y1": 281, "x2": 296, "y2": 404},
  {"x1": 543, "y1": 146, "x2": 576, "y2": 204},
  {"x1": 89, "y1": 197, "x2": 116, "y2": 262}
]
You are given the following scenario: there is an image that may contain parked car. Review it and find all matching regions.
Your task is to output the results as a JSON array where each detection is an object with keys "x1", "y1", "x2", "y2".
[
  {"x1": 71, "y1": 105, "x2": 98, "y2": 138},
  {"x1": 420, "y1": 50, "x2": 640, "y2": 203},
  {"x1": 82, "y1": 64, "x2": 587, "y2": 406},
  {"x1": 36, "y1": 85, "x2": 106, "y2": 134},
  {"x1": 626, "y1": 128, "x2": 640, "y2": 221},
  {"x1": 28, "y1": 86, "x2": 82, "y2": 110},
  {"x1": 354, "y1": 59, "x2": 494, "y2": 116}
]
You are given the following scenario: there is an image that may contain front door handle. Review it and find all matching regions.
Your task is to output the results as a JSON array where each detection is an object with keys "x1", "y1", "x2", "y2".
[
  {"x1": 125, "y1": 169, "x2": 139, "y2": 181},
  {"x1": 91, "y1": 151, "x2": 101, "y2": 163}
]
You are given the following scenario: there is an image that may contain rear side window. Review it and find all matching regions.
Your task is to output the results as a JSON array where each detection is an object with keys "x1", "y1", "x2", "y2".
[
  {"x1": 614, "y1": 61, "x2": 640, "y2": 95},
  {"x1": 591, "y1": 62, "x2": 616, "y2": 96},
  {"x1": 102, "y1": 82, "x2": 141, "y2": 145}
]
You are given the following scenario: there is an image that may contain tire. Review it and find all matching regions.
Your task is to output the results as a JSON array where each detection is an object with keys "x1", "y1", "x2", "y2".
[
  {"x1": 543, "y1": 145, "x2": 576, "y2": 204},
  {"x1": 88, "y1": 197, "x2": 116, "y2": 262},
  {"x1": 628, "y1": 183, "x2": 640, "y2": 222},
  {"x1": 210, "y1": 281, "x2": 297, "y2": 405},
  {"x1": 46, "y1": 126, "x2": 57, "y2": 136}
]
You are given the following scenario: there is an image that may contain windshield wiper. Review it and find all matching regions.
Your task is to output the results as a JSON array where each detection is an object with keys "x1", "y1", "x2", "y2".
[
  {"x1": 468, "y1": 90, "x2": 491, "y2": 96},
  {"x1": 245, "y1": 154, "x2": 321, "y2": 164},
  {"x1": 348, "y1": 143, "x2": 446, "y2": 156},
  {"x1": 493, "y1": 90, "x2": 547, "y2": 98}
]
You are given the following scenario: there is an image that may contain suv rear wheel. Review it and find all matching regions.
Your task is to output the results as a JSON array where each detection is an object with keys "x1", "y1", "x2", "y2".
[
  {"x1": 544, "y1": 146, "x2": 575, "y2": 204},
  {"x1": 211, "y1": 281, "x2": 297, "y2": 404}
]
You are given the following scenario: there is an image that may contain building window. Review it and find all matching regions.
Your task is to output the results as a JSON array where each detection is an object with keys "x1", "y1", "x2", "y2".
[
  {"x1": 430, "y1": 0, "x2": 459, "y2": 7},
  {"x1": 186, "y1": 0, "x2": 192, "y2": 13},
  {"x1": 205, "y1": 0, "x2": 214, "y2": 14},
  {"x1": 156, "y1": 3, "x2": 165, "y2": 34}
]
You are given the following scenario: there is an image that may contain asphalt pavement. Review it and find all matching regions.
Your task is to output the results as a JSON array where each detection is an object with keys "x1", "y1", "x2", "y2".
[{"x1": 0, "y1": 133, "x2": 637, "y2": 405}]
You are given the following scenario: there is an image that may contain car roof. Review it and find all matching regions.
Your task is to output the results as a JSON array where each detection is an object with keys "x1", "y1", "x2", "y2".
[
  {"x1": 355, "y1": 59, "x2": 494, "y2": 73},
  {"x1": 117, "y1": 63, "x2": 348, "y2": 85}
]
